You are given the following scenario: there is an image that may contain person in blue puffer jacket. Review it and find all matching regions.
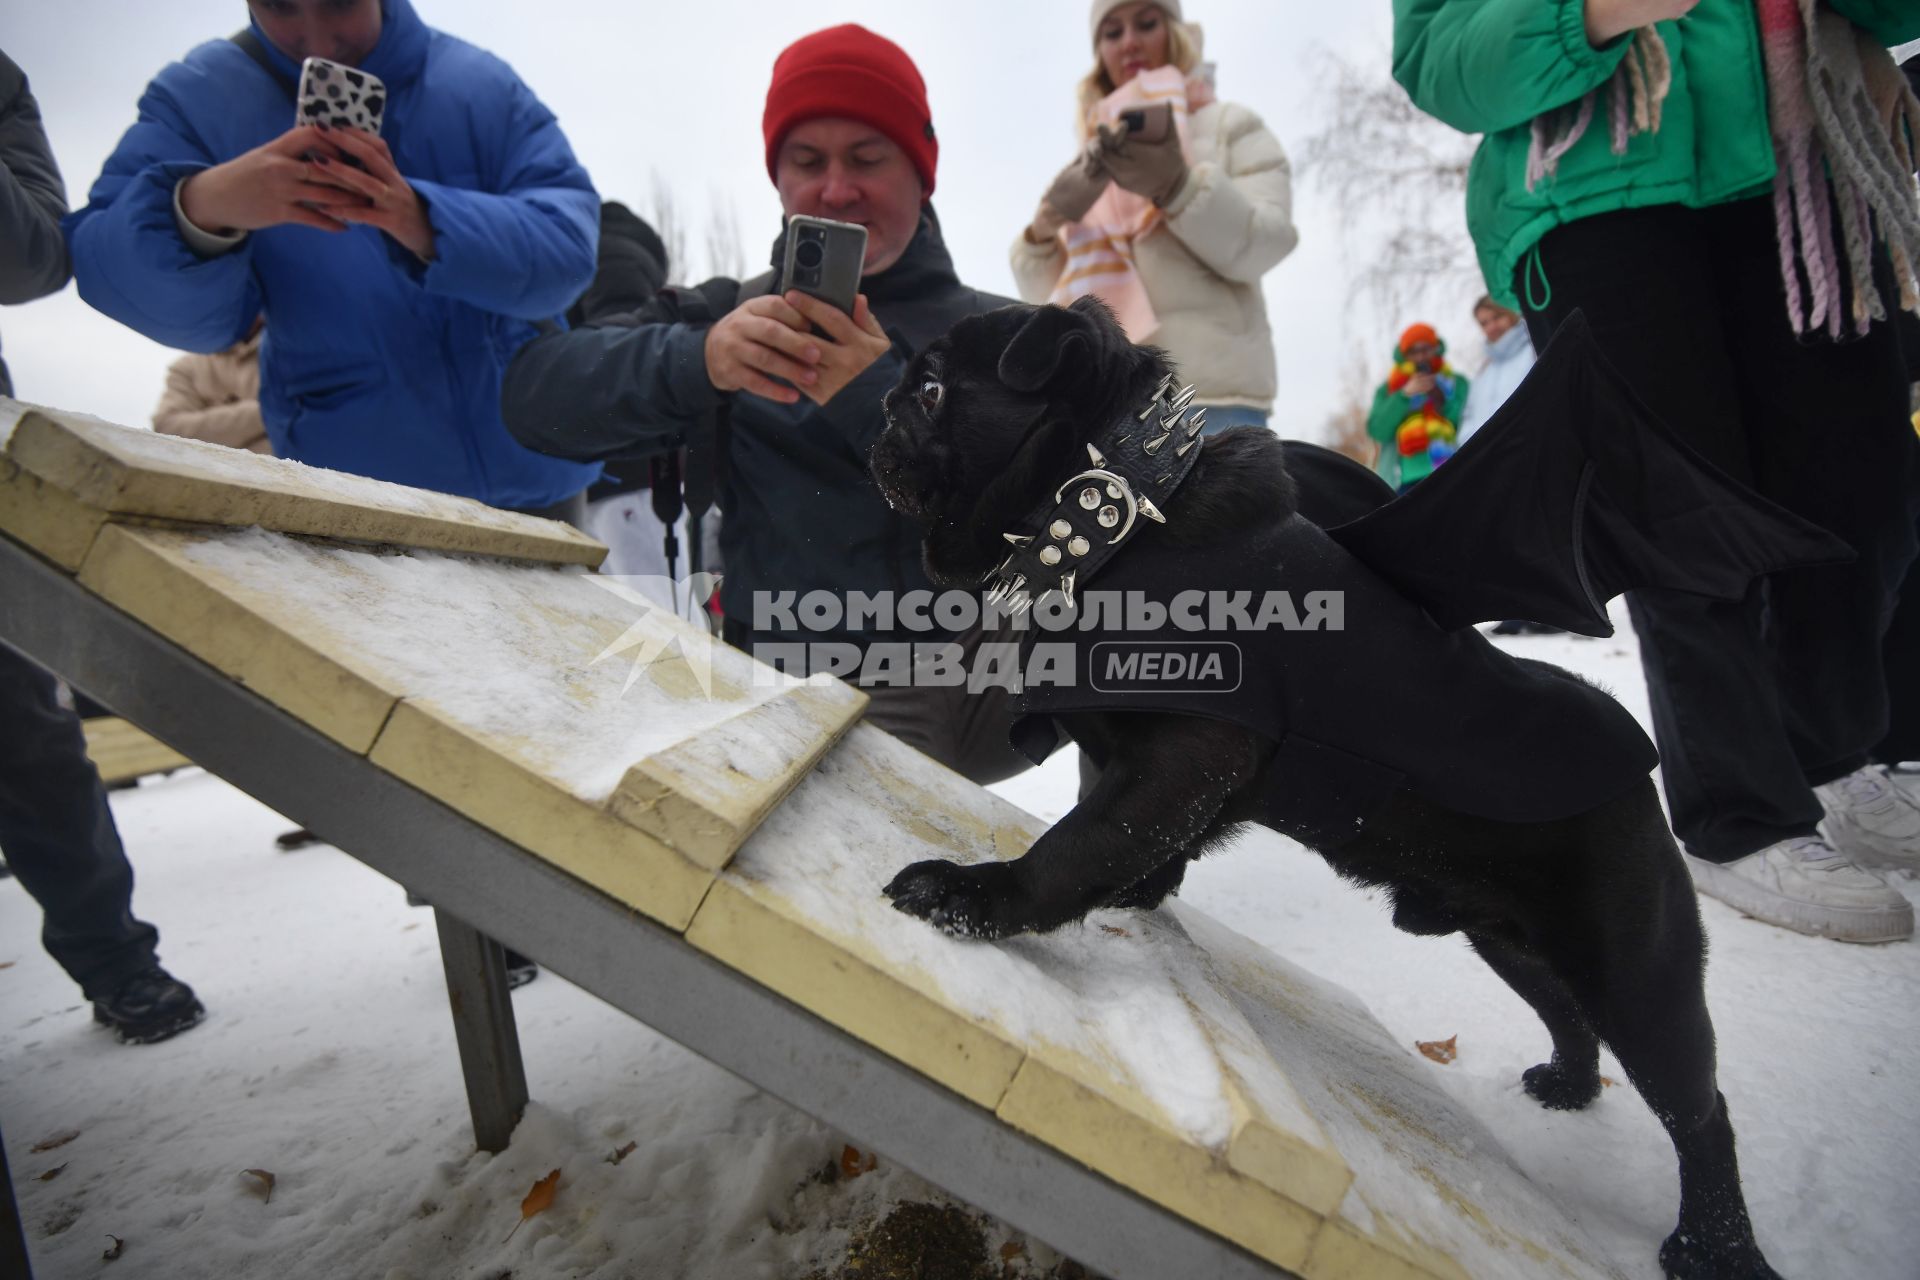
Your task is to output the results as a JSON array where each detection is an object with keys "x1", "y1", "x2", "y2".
[{"x1": 64, "y1": 0, "x2": 601, "y2": 514}]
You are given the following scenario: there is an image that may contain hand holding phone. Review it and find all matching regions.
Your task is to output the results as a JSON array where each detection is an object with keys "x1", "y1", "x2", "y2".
[{"x1": 177, "y1": 124, "x2": 353, "y2": 236}]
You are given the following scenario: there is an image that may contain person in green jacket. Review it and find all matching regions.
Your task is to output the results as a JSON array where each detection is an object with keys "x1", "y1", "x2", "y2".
[
  {"x1": 1365, "y1": 321, "x2": 1469, "y2": 490},
  {"x1": 1393, "y1": 0, "x2": 1920, "y2": 950}
]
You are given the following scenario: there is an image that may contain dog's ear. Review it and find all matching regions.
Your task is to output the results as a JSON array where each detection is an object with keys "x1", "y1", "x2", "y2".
[{"x1": 997, "y1": 298, "x2": 1128, "y2": 394}]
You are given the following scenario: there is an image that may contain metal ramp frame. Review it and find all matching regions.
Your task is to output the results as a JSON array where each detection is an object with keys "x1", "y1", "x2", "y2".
[{"x1": 0, "y1": 533, "x2": 1295, "y2": 1280}]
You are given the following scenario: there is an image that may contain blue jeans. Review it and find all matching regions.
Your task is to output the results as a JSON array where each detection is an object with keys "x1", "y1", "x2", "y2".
[{"x1": 1196, "y1": 405, "x2": 1270, "y2": 436}]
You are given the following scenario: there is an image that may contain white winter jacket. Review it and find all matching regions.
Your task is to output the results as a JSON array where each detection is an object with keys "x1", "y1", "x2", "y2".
[
  {"x1": 1458, "y1": 324, "x2": 1536, "y2": 445},
  {"x1": 1010, "y1": 99, "x2": 1298, "y2": 412}
]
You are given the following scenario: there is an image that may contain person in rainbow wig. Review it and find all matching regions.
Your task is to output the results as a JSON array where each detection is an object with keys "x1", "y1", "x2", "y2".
[{"x1": 1367, "y1": 322, "x2": 1470, "y2": 491}]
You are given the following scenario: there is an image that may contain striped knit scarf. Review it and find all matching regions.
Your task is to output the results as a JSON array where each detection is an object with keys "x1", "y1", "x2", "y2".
[
  {"x1": 1527, "y1": 3, "x2": 1920, "y2": 338},
  {"x1": 1048, "y1": 66, "x2": 1214, "y2": 342}
]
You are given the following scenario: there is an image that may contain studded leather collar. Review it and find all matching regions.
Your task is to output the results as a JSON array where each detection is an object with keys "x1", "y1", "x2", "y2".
[{"x1": 985, "y1": 375, "x2": 1208, "y2": 616}]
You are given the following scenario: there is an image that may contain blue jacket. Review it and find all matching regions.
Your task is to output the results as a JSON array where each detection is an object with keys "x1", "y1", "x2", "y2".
[{"x1": 64, "y1": 0, "x2": 601, "y2": 508}]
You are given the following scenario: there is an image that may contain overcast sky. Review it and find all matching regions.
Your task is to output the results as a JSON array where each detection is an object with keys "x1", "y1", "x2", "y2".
[{"x1": 5, "y1": 1, "x2": 1465, "y2": 438}]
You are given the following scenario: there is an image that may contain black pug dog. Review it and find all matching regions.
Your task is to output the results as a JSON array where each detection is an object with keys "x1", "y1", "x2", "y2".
[{"x1": 867, "y1": 297, "x2": 1785, "y2": 1280}]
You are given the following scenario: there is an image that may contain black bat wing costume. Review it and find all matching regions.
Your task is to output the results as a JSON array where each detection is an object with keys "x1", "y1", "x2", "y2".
[{"x1": 1000, "y1": 312, "x2": 1854, "y2": 847}]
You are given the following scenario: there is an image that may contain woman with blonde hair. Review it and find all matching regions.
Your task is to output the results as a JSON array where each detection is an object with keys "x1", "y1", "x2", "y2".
[{"x1": 1011, "y1": 1, "x2": 1298, "y2": 432}]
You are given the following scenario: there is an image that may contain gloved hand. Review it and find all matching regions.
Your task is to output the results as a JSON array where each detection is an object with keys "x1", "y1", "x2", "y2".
[
  {"x1": 1095, "y1": 117, "x2": 1190, "y2": 208},
  {"x1": 1029, "y1": 141, "x2": 1110, "y2": 241}
]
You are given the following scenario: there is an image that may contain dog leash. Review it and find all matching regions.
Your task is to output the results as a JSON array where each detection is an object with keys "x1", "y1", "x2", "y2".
[{"x1": 984, "y1": 376, "x2": 1208, "y2": 616}]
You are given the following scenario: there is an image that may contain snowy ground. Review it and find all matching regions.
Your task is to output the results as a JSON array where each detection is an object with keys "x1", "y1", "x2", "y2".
[{"x1": 2, "y1": 618, "x2": 1917, "y2": 1280}]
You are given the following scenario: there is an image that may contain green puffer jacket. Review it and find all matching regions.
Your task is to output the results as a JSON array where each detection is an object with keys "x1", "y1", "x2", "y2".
[{"x1": 1391, "y1": 0, "x2": 1920, "y2": 308}]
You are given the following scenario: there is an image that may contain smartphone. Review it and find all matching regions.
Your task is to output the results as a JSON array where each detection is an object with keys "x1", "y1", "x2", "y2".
[
  {"x1": 1117, "y1": 102, "x2": 1173, "y2": 144},
  {"x1": 296, "y1": 56, "x2": 387, "y2": 136},
  {"x1": 780, "y1": 215, "x2": 866, "y2": 316}
]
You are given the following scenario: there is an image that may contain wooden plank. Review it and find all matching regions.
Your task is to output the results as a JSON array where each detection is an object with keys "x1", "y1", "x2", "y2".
[
  {"x1": 370, "y1": 698, "x2": 716, "y2": 931},
  {"x1": 6, "y1": 406, "x2": 606, "y2": 568},
  {"x1": 76, "y1": 526, "x2": 399, "y2": 754},
  {"x1": 0, "y1": 452, "x2": 106, "y2": 573},
  {"x1": 82, "y1": 717, "x2": 193, "y2": 784}
]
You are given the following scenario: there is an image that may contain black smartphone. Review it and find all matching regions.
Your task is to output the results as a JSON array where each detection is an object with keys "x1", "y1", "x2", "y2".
[
  {"x1": 1117, "y1": 102, "x2": 1173, "y2": 143},
  {"x1": 780, "y1": 215, "x2": 866, "y2": 316}
]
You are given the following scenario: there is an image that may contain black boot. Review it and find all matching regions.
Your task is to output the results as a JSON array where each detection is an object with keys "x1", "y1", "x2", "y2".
[
  {"x1": 92, "y1": 965, "x2": 206, "y2": 1045},
  {"x1": 504, "y1": 949, "x2": 539, "y2": 989}
]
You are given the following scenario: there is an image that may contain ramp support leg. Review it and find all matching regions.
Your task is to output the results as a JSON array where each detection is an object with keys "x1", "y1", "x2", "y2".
[{"x1": 433, "y1": 910, "x2": 530, "y2": 1153}]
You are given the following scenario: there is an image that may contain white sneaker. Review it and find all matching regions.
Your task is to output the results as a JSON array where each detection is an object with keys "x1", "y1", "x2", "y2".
[
  {"x1": 1816, "y1": 765, "x2": 1920, "y2": 872},
  {"x1": 1686, "y1": 836, "x2": 1913, "y2": 943}
]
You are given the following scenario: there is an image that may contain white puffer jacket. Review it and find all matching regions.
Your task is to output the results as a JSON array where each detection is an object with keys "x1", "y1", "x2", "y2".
[{"x1": 1010, "y1": 99, "x2": 1298, "y2": 411}]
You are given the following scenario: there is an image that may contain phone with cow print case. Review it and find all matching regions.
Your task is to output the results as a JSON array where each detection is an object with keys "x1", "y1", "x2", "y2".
[{"x1": 296, "y1": 56, "x2": 386, "y2": 140}]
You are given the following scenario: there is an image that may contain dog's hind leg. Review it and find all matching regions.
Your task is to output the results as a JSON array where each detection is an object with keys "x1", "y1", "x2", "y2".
[
  {"x1": 1467, "y1": 931, "x2": 1603, "y2": 1111},
  {"x1": 1560, "y1": 873, "x2": 1781, "y2": 1279}
]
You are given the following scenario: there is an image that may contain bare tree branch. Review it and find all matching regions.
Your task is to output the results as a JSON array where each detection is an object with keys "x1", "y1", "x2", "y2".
[
  {"x1": 647, "y1": 170, "x2": 690, "y2": 286},
  {"x1": 703, "y1": 188, "x2": 747, "y2": 282},
  {"x1": 1299, "y1": 44, "x2": 1482, "y2": 331}
]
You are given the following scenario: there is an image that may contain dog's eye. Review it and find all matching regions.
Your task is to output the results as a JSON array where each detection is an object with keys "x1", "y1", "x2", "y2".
[{"x1": 917, "y1": 378, "x2": 944, "y2": 415}]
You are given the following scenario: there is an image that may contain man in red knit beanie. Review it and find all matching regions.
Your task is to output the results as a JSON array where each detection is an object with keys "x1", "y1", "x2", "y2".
[{"x1": 504, "y1": 25, "x2": 1033, "y2": 785}]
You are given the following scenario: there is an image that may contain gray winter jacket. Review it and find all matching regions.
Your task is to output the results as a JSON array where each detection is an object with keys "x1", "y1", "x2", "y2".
[{"x1": 0, "y1": 50, "x2": 71, "y2": 397}]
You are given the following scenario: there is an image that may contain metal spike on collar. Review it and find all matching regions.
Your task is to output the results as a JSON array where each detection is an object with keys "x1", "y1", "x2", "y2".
[
  {"x1": 1086, "y1": 442, "x2": 1107, "y2": 467},
  {"x1": 1185, "y1": 409, "x2": 1207, "y2": 438},
  {"x1": 1143, "y1": 432, "x2": 1172, "y2": 456},
  {"x1": 1137, "y1": 374, "x2": 1176, "y2": 419},
  {"x1": 1169, "y1": 384, "x2": 1198, "y2": 414},
  {"x1": 1059, "y1": 569, "x2": 1077, "y2": 608},
  {"x1": 1003, "y1": 532, "x2": 1033, "y2": 546},
  {"x1": 1174, "y1": 437, "x2": 1200, "y2": 458},
  {"x1": 1138, "y1": 496, "x2": 1166, "y2": 524}
]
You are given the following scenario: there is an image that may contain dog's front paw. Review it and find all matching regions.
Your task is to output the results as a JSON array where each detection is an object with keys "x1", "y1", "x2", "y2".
[
  {"x1": 1521, "y1": 1057, "x2": 1602, "y2": 1111},
  {"x1": 883, "y1": 859, "x2": 1023, "y2": 939}
]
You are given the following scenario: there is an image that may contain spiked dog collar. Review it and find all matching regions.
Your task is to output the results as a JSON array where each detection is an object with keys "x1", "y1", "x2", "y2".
[{"x1": 985, "y1": 376, "x2": 1208, "y2": 616}]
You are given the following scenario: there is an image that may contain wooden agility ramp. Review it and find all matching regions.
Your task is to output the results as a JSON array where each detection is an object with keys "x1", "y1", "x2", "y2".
[{"x1": 0, "y1": 401, "x2": 1631, "y2": 1280}]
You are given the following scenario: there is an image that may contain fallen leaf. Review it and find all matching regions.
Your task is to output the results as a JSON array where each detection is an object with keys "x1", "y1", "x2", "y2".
[
  {"x1": 103, "y1": 1235, "x2": 124, "y2": 1261},
  {"x1": 504, "y1": 1168, "x2": 561, "y2": 1243},
  {"x1": 1097, "y1": 925, "x2": 1131, "y2": 937},
  {"x1": 605, "y1": 1141, "x2": 637, "y2": 1166},
  {"x1": 37, "y1": 1163, "x2": 67, "y2": 1182},
  {"x1": 30, "y1": 1130, "x2": 79, "y2": 1153},
  {"x1": 838, "y1": 1145, "x2": 878, "y2": 1179},
  {"x1": 1416, "y1": 1035, "x2": 1458, "y2": 1065},
  {"x1": 1600, "y1": 1075, "x2": 1617, "y2": 1088},
  {"x1": 243, "y1": 1169, "x2": 276, "y2": 1204},
  {"x1": 0, "y1": 961, "x2": 15, "y2": 970},
  {"x1": 1000, "y1": 1240, "x2": 1027, "y2": 1261}
]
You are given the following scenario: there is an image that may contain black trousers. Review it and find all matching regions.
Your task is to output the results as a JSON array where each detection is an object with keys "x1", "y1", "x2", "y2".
[
  {"x1": 1520, "y1": 198, "x2": 1920, "y2": 861},
  {"x1": 0, "y1": 644, "x2": 161, "y2": 998}
]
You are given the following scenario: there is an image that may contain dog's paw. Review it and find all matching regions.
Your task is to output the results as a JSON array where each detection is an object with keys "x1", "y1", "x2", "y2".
[
  {"x1": 883, "y1": 859, "x2": 1022, "y2": 939},
  {"x1": 1658, "y1": 1229, "x2": 1784, "y2": 1280},
  {"x1": 1521, "y1": 1058, "x2": 1602, "y2": 1111}
]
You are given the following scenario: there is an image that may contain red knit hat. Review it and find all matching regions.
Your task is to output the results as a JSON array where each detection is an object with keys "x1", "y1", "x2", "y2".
[
  {"x1": 1397, "y1": 323, "x2": 1441, "y2": 353},
  {"x1": 762, "y1": 25, "x2": 938, "y2": 197}
]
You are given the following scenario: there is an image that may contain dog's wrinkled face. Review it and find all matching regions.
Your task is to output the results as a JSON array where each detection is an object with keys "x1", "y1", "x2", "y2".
[{"x1": 871, "y1": 297, "x2": 1153, "y2": 586}]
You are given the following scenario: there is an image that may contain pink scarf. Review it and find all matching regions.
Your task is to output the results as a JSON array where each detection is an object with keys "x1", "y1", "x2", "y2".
[{"x1": 1048, "y1": 66, "x2": 1216, "y2": 341}]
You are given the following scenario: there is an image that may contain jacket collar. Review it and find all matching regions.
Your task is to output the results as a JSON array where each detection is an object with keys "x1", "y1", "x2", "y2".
[
  {"x1": 249, "y1": 0, "x2": 430, "y2": 93},
  {"x1": 1488, "y1": 324, "x2": 1530, "y2": 362}
]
